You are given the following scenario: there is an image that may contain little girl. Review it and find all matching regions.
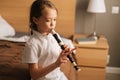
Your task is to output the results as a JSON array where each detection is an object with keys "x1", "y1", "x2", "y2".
[{"x1": 22, "y1": 0, "x2": 73, "y2": 80}]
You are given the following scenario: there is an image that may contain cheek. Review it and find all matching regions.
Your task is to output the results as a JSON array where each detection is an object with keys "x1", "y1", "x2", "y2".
[
  {"x1": 54, "y1": 22, "x2": 56, "y2": 25},
  {"x1": 45, "y1": 22, "x2": 51, "y2": 27},
  {"x1": 37, "y1": 21, "x2": 46, "y2": 27}
]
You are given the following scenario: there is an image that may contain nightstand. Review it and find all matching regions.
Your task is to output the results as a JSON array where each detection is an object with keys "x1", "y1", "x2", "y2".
[{"x1": 73, "y1": 34, "x2": 109, "y2": 80}]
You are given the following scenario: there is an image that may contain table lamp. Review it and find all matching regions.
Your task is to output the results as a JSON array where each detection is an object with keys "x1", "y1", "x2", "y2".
[{"x1": 87, "y1": 0, "x2": 106, "y2": 40}]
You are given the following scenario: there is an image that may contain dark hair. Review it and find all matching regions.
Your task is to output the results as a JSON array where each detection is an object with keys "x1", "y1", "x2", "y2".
[{"x1": 29, "y1": 0, "x2": 58, "y2": 33}]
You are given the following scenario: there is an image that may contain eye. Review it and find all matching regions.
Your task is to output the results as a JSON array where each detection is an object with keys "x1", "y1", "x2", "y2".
[
  {"x1": 54, "y1": 18, "x2": 56, "y2": 21},
  {"x1": 46, "y1": 19, "x2": 51, "y2": 22}
]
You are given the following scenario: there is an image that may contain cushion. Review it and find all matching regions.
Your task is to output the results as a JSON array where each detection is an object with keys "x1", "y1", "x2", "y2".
[{"x1": 0, "y1": 16, "x2": 15, "y2": 37}]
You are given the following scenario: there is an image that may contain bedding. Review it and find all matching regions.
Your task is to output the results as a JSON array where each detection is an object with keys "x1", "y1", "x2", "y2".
[
  {"x1": 0, "y1": 35, "x2": 29, "y2": 42},
  {"x1": 0, "y1": 32, "x2": 75, "y2": 49},
  {"x1": 0, "y1": 16, "x2": 15, "y2": 37},
  {"x1": 0, "y1": 40, "x2": 30, "y2": 80}
]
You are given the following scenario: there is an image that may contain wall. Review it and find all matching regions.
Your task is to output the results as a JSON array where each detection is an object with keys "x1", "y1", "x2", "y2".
[
  {"x1": 0, "y1": 0, "x2": 76, "y2": 38},
  {"x1": 0, "y1": 0, "x2": 33, "y2": 32},
  {"x1": 75, "y1": 0, "x2": 120, "y2": 67}
]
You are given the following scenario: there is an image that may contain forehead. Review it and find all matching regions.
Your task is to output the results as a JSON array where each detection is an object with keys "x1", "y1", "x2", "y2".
[{"x1": 41, "y1": 7, "x2": 57, "y2": 18}]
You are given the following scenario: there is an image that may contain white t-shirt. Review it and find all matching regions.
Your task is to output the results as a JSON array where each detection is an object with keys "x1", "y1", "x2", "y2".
[{"x1": 22, "y1": 30, "x2": 68, "y2": 80}]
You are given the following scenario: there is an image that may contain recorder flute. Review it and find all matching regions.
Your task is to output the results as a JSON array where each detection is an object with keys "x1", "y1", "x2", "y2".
[{"x1": 51, "y1": 30, "x2": 80, "y2": 71}]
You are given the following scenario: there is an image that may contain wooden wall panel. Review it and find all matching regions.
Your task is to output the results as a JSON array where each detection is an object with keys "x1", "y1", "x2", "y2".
[
  {"x1": 0, "y1": 0, "x2": 34, "y2": 32},
  {"x1": 50, "y1": 0, "x2": 76, "y2": 38},
  {"x1": 0, "y1": 0, "x2": 76, "y2": 38}
]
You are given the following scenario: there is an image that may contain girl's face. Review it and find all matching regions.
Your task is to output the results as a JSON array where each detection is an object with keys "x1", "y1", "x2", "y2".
[{"x1": 33, "y1": 7, "x2": 57, "y2": 35}]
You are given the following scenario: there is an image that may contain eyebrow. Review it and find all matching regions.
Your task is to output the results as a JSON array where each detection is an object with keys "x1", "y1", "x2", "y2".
[{"x1": 41, "y1": 16, "x2": 57, "y2": 20}]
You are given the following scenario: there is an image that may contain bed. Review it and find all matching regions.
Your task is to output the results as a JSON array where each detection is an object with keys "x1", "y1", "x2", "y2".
[
  {"x1": 0, "y1": 40, "x2": 30, "y2": 80},
  {"x1": 0, "y1": 0, "x2": 76, "y2": 80}
]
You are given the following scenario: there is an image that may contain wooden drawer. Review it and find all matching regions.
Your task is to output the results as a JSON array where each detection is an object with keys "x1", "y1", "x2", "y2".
[
  {"x1": 76, "y1": 47, "x2": 108, "y2": 67},
  {"x1": 76, "y1": 67, "x2": 106, "y2": 80}
]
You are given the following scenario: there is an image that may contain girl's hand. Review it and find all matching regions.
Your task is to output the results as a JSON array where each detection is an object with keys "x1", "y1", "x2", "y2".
[{"x1": 55, "y1": 44, "x2": 76, "y2": 67}]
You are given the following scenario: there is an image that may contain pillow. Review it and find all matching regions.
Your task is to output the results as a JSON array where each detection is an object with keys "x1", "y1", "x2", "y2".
[{"x1": 0, "y1": 16, "x2": 15, "y2": 37}]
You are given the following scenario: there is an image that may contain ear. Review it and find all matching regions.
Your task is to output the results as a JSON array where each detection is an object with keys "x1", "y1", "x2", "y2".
[{"x1": 32, "y1": 17, "x2": 39, "y2": 24}]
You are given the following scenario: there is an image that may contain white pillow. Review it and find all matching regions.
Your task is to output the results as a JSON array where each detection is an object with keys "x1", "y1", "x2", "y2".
[{"x1": 0, "y1": 16, "x2": 15, "y2": 37}]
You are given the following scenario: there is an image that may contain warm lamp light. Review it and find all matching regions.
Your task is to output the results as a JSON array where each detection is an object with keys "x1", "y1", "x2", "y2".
[{"x1": 87, "y1": 0, "x2": 106, "y2": 40}]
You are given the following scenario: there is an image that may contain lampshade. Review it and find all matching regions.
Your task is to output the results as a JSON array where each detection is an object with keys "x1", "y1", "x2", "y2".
[{"x1": 87, "y1": 0, "x2": 106, "y2": 13}]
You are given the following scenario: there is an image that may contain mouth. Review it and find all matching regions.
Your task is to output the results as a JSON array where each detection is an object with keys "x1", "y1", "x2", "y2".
[{"x1": 49, "y1": 28, "x2": 54, "y2": 32}]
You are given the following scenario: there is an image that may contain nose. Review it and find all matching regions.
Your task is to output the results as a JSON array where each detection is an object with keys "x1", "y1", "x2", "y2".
[{"x1": 50, "y1": 20, "x2": 55, "y2": 26}]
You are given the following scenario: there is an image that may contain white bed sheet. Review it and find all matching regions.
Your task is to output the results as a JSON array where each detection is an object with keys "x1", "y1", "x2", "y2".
[
  {"x1": 0, "y1": 34, "x2": 75, "y2": 52},
  {"x1": 0, "y1": 35, "x2": 29, "y2": 42}
]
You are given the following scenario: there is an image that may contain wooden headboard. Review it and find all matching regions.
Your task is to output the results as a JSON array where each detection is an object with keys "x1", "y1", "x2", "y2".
[{"x1": 0, "y1": 0, "x2": 76, "y2": 38}]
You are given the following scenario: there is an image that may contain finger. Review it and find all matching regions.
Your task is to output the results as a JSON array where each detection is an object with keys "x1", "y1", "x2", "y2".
[
  {"x1": 71, "y1": 47, "x2": 77, "y2": 52},
  {"x1": 63, "y1": 44, "x2": 69, "y2": 52},
  {"x1": 61, "y1": 57, "x2": 69, "y2": 63},
  {"x1": 61, "y1": 50, "x2": 66, "y2": 55},
  {"x1": 66, "y1": 47, "x2": 77, "y2": 55}
]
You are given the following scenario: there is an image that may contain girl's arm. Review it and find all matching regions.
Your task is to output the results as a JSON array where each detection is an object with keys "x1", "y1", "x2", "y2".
[
  {"x1": 29, "y1": 49, "x2": 69, "y2": 80},
  {"x1": 28, "y1": 62, "x2": 58, "y2": 80}
]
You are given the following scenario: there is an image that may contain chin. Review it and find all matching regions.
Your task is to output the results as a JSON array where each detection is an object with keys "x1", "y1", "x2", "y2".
[{"x1": 47, "y1": 29, "x2": 52, "y2": 33}]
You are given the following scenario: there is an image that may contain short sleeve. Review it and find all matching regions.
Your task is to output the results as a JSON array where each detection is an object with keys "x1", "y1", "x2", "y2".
[{"x1": 22, "y1": 43, "x2": 39, "y2": 63}]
